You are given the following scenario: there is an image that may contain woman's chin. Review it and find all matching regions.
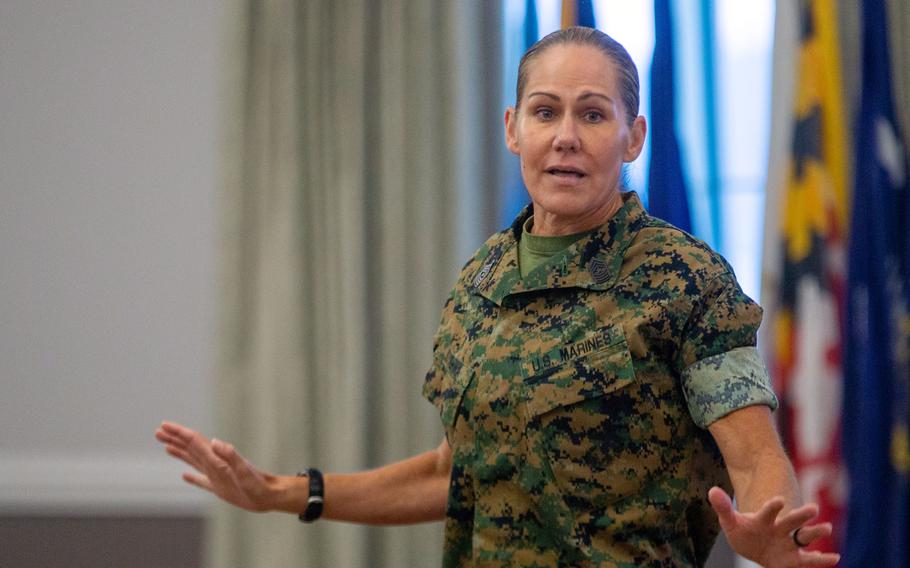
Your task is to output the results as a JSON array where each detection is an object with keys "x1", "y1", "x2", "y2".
[{"x1": 532, "y1": 195, "x2": 608, "y2": 221}]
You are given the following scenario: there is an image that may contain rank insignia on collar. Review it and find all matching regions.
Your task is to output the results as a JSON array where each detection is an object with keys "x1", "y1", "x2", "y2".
[
  {"x1": 473, "y1": 247, "x2": 503, "y2": 289},
  {"x1": 588, "y1": 257, "x2": 610, "y2": 284}
]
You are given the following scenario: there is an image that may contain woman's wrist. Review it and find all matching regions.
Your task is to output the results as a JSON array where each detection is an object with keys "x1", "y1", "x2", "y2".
[{"x1": 269, "y1": 474, "x2": 310, "y2": 514}]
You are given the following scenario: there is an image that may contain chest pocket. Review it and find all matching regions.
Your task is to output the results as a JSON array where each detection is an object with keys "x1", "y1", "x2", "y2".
[{"x1": 521, "y1": 324, "x2": 654, "y2": 508}]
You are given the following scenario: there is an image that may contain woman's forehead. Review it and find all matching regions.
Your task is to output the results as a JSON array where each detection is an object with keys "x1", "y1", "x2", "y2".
[{"x1": 524, "y1": 44, "x2": 619, "y2": 93}]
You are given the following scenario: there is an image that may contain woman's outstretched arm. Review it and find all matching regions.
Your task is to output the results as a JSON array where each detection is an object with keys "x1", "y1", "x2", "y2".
[
  {"x1": 155, "y1": 421, "x2": 451, "y2": 525},
  {"x1": 707, "y1": 406, "x2": 840, "y2": 567}
]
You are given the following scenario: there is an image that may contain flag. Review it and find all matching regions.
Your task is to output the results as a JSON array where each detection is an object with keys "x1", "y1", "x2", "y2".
[
  {"x1": 499, "y1": 0, "x2": 539, "y2": 227},
  {"x1": 646, "y1": 0, "x2": 692, "y2": 233},
  {"x1": 561, "y1": 0, "x2": 595, "y2": 29},
  {"x1": 842, "y1": 0, "x2": 910, "y2": 565},
  {"x1": 497, "y1": 0, "x2": 597, "y2": 227},
  {"x1": 750, "y1": 1, "x2": 804, "y2": 565},
  {"x1": 523, "y1": 0, "x2": 538, "y2": 49},
  {"x1": 765, "y1": 0, "x2": 848, "y2": 555}
]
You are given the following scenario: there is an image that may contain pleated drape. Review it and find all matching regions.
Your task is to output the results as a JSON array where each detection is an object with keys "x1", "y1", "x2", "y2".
[{"x1": 211, "y1": 1, "x2": 502, "y2": 566}]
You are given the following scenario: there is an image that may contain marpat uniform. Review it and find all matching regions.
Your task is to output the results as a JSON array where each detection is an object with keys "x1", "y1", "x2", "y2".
[{"x1": 423, "y1": 192, "x2": 778, "y2": 567}]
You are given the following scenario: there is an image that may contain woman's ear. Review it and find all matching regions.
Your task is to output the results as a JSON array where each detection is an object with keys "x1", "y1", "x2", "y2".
[
  {"x1": 504, "y1": 106, "x2": 520, "y2": 155},
  {"x1": 624, "y1": 115, "x2": 647, "y2": 162}
]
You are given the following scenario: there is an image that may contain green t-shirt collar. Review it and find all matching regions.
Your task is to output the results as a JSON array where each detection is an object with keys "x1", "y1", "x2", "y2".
[{"x1": 519, "y1": 216, "x2": 594, "y2": 278}]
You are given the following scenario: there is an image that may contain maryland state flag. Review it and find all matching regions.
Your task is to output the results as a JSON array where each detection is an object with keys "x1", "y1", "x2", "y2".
[
  {"x1": 765, "y1": 0, "x2": 848, "y2": 554},
  {"x1": 561, "y1": 0, "x2": 595, "y2": 28},
  {"x1": 842, "y1": 0, "x2": 910, "y2": 565}
]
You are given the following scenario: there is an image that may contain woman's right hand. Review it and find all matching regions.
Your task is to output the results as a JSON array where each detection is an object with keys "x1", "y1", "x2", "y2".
[{"x1": 155, "y1": 421, "x2": 299, "y2": 513}]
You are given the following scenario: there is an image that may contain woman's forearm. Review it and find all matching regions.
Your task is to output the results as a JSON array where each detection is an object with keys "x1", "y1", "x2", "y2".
[
  {"x1": 270, "y1": 438, "x2": 452, "y2": 525},
  {"x1": 728, "y1": 447, "x2": 802, "y2": 514},
  {"x1": 708, "y1": 405, "x2": 803, "y2": 513}
]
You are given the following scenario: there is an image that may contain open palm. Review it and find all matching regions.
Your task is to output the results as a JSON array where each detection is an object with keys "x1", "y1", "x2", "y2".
[
  {"x1": 155, "y1": 421, "x2": 279, "y2": 512},
  {"x1": 708, "y1": 487, "x2": 840, "y2": 567}
]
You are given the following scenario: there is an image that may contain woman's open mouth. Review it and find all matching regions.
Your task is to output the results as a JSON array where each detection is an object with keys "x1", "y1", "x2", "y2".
[{"x1": 546, "y1": 167, "x2": 586, "y2": 180}]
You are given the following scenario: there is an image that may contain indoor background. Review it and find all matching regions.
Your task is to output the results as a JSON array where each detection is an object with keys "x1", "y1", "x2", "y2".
[{"x1": 2, "y1": 1, "x2": 908, "y2": 567}]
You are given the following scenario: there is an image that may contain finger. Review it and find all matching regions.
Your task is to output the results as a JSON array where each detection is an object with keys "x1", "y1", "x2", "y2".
[
  {"x1": 158, "y1": 426, "x2": 198, "y2": 452},
  {"x1": 792, "y1": 522, "x2": 833, "y2": 546},
  {"x1": 211, "y1": 440, "x2": 250, "y2": 474},
  {"x1": 752, "y1": 495, "x2": 786, "y2": 526},
  {"x1": 205, "y1": 439, "x2": 250, "y2": 485},
  {"x1": 798, "y1": 550, "x2": 840, "y2": 566},
  {"x1": 179, "y1": 432, "x2": 225, "y2": 472},
  {"x1": 776, "y1": 503, "x2": 820, "y2": 533},
  {"x1": 707, "y1": 486, "x2": 737, "y2": 530},
  {"x1": 160, "y1": 423, "x2": 212, "y2": 455},
  {"x1": 160, "y1": 421, "x2": 196, "y2": 440},
  {"x1": 165, "y1": 444, "x2": 205, "y2": 472},
  {"x1": 160, "y1": 424, "x2": 231, "y2": 482},
  {"x1": 210, "y1": 439, "x2": 262, "y2": 474},
  {"x1": 211, "y1": 440, "x2": 260, "y2": 487},
  {"x1": 155, "y1": 430, "x2": 185, "y2": 449},
  {"x1": 211, "y1": 439, "x2": 239, "y2": 463},
  {"x1": 213, "y1": 441, "x2": 274, "y2": 496},
  {"x1": 182, "y1": 472, "x2": 214, "y2": 492}
]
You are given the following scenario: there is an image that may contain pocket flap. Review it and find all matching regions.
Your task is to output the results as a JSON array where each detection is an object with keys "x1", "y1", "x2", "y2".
[{"x1": 522, "y1": 326, "x2": 634, "y2": 417}]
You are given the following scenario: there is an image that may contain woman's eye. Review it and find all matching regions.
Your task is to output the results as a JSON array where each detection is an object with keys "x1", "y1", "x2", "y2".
[
  {"x1": 535, "y1": 108, "x2": 554, "y2": 120},
  {"x1": 584, "y1": 110, "x2": 604, "y2": 123}
]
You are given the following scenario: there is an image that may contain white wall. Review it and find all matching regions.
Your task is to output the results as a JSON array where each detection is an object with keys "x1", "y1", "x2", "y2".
[{"x1": 0, "y1": 0, "x2": 222, "y2": 514}]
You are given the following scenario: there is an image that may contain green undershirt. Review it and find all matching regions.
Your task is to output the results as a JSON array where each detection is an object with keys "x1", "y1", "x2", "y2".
[{"x1": 518, "y1": 217, "x2": 593, "y2": 278}]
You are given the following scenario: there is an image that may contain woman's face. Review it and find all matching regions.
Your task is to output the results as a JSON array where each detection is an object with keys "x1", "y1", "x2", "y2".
[{"x1": 505, "y1": 44, "x2": 646, "y2": 232}]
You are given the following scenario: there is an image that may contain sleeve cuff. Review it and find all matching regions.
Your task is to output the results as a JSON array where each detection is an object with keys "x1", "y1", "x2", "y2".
[{"x1": 681, "y1": 346, "x2": 779, "y2": 428}]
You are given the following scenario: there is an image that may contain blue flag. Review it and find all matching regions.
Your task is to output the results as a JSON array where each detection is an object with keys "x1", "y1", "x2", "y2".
[
  {"x1": 842, "y1": 0, "x2": 910, "y2": 566},
  {"x1": 523, "y1": 0, "x2": 538, "y2": 50},
  {"x1": 575, "y1": 0, "x2": 595, "y2": 28},
  {"x1": 646, "y1": 0, "x2": 692, "y2": 233},
  {"x1": 499, "y1": 0, "x2": 539, "y2": 227}
]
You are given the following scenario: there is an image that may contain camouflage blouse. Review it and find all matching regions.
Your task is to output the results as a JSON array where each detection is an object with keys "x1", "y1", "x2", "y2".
[{"x1": 423, "y1": 192, "x2": 778, "y2": 567}]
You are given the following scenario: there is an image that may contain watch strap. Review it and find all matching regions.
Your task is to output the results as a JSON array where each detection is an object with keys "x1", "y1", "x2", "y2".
[{"x1": 296, "y1": 468, "x2": 324, "y2": 523}]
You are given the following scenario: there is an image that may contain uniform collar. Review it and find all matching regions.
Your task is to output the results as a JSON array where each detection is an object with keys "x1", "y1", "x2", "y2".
[{"x1": 471, "y1": 192, "x2": 648, "y2": 306}]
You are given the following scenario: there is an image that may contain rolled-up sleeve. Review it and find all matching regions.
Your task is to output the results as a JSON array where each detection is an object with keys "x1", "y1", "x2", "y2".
[
  {"x1": 681, "y1": 346, "x2": 778, "y2": 428},
  {"x1": 676, "y1": 270, "x2": 779, "y2": 428}
]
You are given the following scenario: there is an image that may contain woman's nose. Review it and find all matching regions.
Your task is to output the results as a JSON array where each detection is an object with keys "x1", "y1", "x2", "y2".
[{"x1": 552, "y1": 116, "x2": 580, "y2": 151}]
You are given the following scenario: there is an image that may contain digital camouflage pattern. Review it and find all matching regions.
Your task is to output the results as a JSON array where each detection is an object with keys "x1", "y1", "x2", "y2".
[{"x1": 423, "y1": 192, "x2": 778, "y2": 567}]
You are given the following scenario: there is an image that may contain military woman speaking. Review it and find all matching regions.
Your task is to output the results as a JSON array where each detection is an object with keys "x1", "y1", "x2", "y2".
[{"x1": 157, "y1": 27, "x2": 839, "y2": 568}]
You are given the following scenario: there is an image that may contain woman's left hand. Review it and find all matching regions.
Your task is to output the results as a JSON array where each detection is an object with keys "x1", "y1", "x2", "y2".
[{"x1": 708, "y1": 486, "x2": 840, "y2": 567}]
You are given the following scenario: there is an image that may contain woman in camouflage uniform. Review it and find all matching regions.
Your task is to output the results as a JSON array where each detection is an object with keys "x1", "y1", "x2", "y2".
[{"x1": 157, "y1": 27, "x2": 839, "y2": 567}]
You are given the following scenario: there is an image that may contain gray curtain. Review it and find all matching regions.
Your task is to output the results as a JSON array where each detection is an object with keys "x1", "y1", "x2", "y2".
[{"x1": 211, "y1": 1, "x2": 503, "y2": 566}]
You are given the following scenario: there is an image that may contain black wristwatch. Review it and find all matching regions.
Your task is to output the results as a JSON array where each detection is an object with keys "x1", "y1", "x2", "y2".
[{"x1": 296, "y1": 468, "x2": 324, "y2": 523}]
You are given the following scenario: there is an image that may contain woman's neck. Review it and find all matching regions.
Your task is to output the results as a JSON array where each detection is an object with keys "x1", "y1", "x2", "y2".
[{"x1": 530, "y1": 192, "x2": 623, "y2": 236}]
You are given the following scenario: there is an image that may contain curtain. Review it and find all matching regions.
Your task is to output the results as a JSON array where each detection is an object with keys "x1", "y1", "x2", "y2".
[{"x1": 211, "y1": 1, "x2": 502, "y2": 566}]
